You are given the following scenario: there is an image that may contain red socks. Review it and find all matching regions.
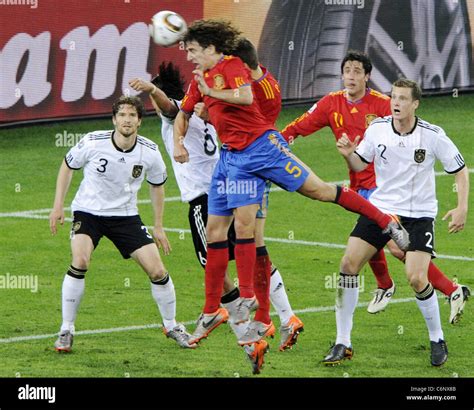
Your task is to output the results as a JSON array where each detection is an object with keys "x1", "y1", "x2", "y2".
[
  {"x1": 368, "y1": 249, "x2": 393, "y2": 289},
  {"x1": 335, "y1": 186, "x2": 391, "y2": 229},
  {"x1": 428, "y1": 262, "x2": 457, "y2": 296},
  {"x1": 254, "y1": 247, "x2": 272, "y2": 324},
  {"x1": 204, "y1": 241, "x2": 229, "y2": 314},
  {"x1": 368, "y1": 249, "x2": 455, "y2": 296},
  {"x1": 235, "y1": 238, "x2": 256, "y2": 299}
]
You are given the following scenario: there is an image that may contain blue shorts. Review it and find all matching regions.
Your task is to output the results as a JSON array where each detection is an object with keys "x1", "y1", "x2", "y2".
[{"x1": 208, "y1": 131, "x2": 309, "y2": 216}]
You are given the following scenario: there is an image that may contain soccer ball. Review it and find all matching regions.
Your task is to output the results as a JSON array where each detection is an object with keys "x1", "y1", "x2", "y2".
[{"x1": 149, "y1": 10, "x2": 187, "y2": 47}]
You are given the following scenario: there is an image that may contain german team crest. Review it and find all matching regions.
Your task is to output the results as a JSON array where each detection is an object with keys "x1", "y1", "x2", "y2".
[
  {"x1": 72, "y1": 221, "x2": 81, "y2": 232},
  {"x1": 414, "y1": 149, "x2": 426, "y2": 163},
  {"x1": 132, "y1": 165, "x2": 143, "y2": 178}
]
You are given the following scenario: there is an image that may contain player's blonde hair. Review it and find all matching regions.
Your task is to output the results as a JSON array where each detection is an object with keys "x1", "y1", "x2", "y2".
[{"x1": 392, "y1": 78, "x2": 422, "y2": 101}]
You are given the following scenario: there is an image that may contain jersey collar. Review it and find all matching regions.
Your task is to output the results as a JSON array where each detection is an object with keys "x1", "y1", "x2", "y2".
[
  {"x1": 391, "y1": 116, "x2": 418, "y2": 136},
  {"x1": 344, "y1": 88, "x2": 370, "y2": 105},
  {"x1": 111, "y1": 131, "x2": 138, "y2": 153}
]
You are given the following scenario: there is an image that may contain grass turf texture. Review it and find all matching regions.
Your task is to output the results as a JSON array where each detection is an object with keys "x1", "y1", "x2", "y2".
[{"x1": 0, "y1": 94, "x2": 473, "y2": 378}]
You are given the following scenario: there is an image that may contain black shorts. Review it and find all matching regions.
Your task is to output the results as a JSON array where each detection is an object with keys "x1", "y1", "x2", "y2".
[
  {"x1": 188, "y1": 194, "x2": 236, "y2": 268},
  {"x1": 351, "y1": 215, "x2": 436, "y2": 256},
  {"x1": 71, "y1": 211, "x2": 155, "y2": 259}
]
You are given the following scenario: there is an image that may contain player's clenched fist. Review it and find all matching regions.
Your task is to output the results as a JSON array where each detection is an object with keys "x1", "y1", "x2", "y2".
[
  {"x1": 129, "y1": 78, "x2": 155, "y2": 94},
  {"x1": 173, "y1": 141, "x2": 189, "y2": 163}
]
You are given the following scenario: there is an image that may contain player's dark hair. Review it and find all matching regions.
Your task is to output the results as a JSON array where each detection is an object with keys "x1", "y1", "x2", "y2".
[
  {"x1": 183, "y1": 19, "x2": 241, "y2": 54},
  {"x1": 392, "y1": 78, "x2": 422, "y2": 101},
  {"x1": 341, "y1": 50, "x2": 372, "y2": 75},
  {"x1": 232, "y1": 37, "x2": 259, "y2": 69},
  {"x1": 151, "y1": 62, "x2": 186, "y2": 101},
  {"x1": 112, "y1": 96, "x2": 145, "y2": 118}
]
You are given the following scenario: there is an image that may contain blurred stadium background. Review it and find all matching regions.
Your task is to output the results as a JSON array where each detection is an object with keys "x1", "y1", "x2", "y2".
[{"x1": 1, "y1": 0, "x2": 473, "y2": 399}]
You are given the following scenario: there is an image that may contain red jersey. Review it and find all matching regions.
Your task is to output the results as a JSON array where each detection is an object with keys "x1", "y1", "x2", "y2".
[
  {"x1": 181, "y1": 56, "x2": 274, "y2": 150},
  {"x1": 252, "y1": 65, "x2": 282, "y2": 126},
  {"x1": 281, "y1": 89, "x2": 391, "y2": 190}
]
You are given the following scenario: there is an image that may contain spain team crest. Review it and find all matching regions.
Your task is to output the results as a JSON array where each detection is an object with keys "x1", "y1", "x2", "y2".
[
  {"x1": 213, "y1": 74, "x2": 225, "y2": 90},
  {"x1": 414, "y1": 149, "x2": 426, "y2": 163},
  {"x1": 365, "y1": 114, "x2": 378, "y2": 128},
  {"x1": 132, "y1": 165, "x2": 143, "y2": 178}
]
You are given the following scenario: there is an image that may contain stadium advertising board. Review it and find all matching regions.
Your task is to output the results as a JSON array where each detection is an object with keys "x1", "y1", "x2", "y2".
[{"x1": 1, "y1": 0, "x2": 473, "y2": 125}]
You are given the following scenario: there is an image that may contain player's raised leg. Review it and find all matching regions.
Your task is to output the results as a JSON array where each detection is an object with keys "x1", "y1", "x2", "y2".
[
  {"x1": 131, "y1": 243, "x2": 195, "y2": 349},
  {"x1": 252, "y1": 133, "x2": 409, "y2": 251},
  {"x1": 54, "y1": 232, "x2": 93, "y2": 352},
  {"x1": 296, "y1": 168, "x2": 408, "y2": 250}
]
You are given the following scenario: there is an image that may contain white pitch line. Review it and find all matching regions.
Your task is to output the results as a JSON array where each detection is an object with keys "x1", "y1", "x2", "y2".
[
  {"x1": 3, "y1": 169, "x2": 472, "y2": 217},
  {"x1": 262, "y1": 236, "x2": 474, "y2": 262},
  {"x1": 0, "y1": 296, "x2": 420, "y2": 345},
  {"x1": 0, "y1": 212, "x2": 472, "y2": 261}
]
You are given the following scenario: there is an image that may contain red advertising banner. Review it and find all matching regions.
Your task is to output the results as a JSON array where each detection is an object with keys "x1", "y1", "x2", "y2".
[{"x1": 0, "y1": 0, "x2": 203, "y2": 125}]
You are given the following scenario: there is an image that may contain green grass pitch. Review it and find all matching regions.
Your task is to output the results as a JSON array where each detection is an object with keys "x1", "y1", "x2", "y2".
[{"x1": 0, "y1": 94, "x2": 473, "y2": 379}]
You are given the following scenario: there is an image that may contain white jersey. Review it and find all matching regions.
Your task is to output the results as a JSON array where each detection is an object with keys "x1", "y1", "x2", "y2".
[
  {"x1": 356, "y1": 116, "x2": 465, "y2": 218},
  {"x1": 65, "y1": 130, "x2": 167, "y2": 216},
  {"x1": 160, "y1": 100, "x2": 219, "y2": 202}
]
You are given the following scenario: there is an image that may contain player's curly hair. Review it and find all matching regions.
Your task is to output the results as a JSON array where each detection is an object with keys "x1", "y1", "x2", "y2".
[
  {"x1": 151, "y1": 62, "x2": 185, "y2": 101},
  {"x1": 183, "y1": 19, "x2": 241, "y2": 54},
  {"x1": 112, "y1": 96, "x2": 145, "y2": 118}
]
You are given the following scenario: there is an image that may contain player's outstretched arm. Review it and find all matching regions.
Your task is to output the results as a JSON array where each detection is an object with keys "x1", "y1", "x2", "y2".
[
  {"x1": 128, "y1": 78, "x2": 178, "y2": 118},
  {"x1": 149, "y1": 184, "x2": 171, "y2": 255},
  {"x1": 49, "y1": 160, "x2": 74, "y2": 235},
  {"x1": 336, "y1": 134, "x2": 366, "y2": 172},
  {"x1": 173, "y1": 111, "x2": 190, "y2": 163},
  {"x1": 442, "y1": 166, "x2": 469, "y2": 233}
]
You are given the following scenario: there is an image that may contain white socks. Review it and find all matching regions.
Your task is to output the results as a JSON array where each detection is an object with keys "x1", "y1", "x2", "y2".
[
  {"x1": 335, "y1": 273, "x2": 359, "y2": 347},
  {"x1": 60, "y1": 269, "x2": 179, "y2": 333},
  {"x1": 60, "y1": 272, "x2": 85, "y2": 334},
  {"x1": 151, "y1": 273, "x2": 177, "y2": 331},
  {"x1": 416, "y1": 283, "x2": 444, "y2": 342},
  {"x1": 269, "y1": 267, "x2": 294, "y2": 325}
]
